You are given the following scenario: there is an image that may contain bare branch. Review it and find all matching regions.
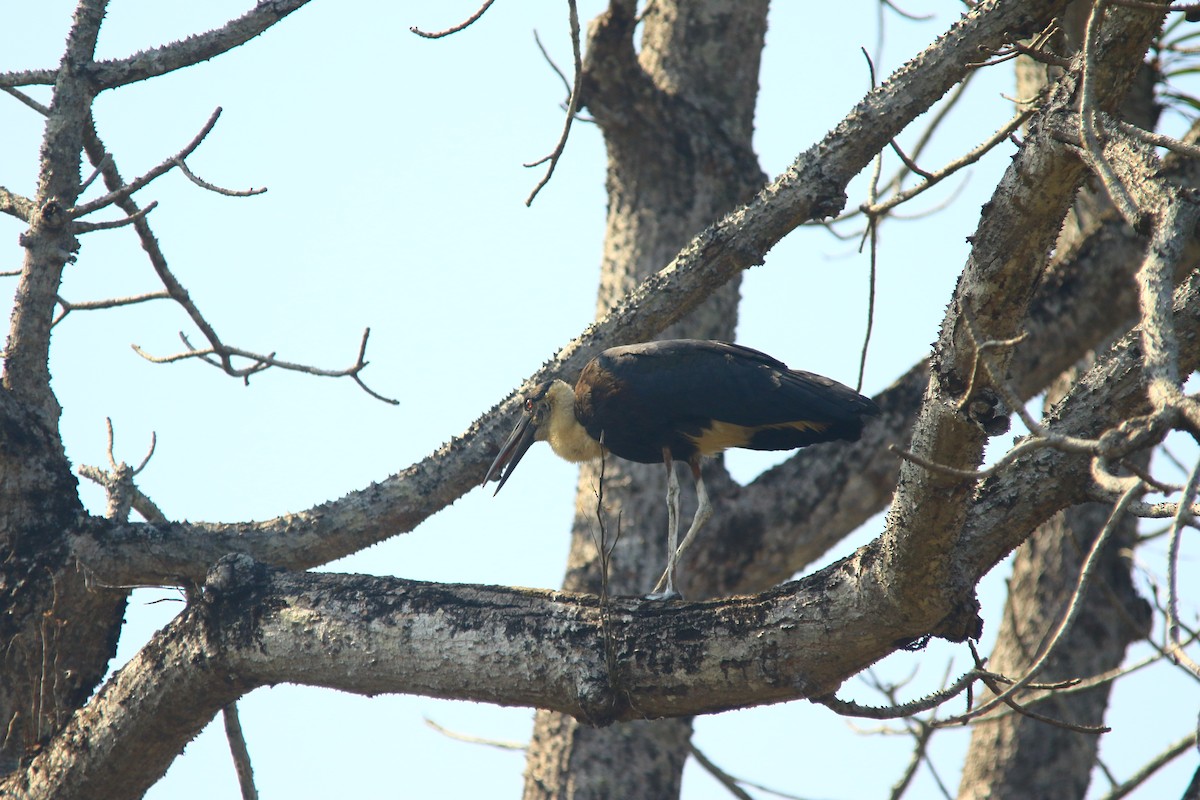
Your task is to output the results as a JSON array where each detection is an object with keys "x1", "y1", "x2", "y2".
[
  {"x1": 0, "y1": 185, "x2": 35, "y2": 222},
  {"x1": 1096, "y1": 730, "x2": 1200, "y2": 800},
  {"x1": 79, "y1": 153, "x2": 111, "y2": 194},
  {"x1": 816, "y1": 669, "x2": 982, "y2": 720},
  {"x1": 409, "y1": 0, "x2": 498, "y2": 39},
  {"x1": 1165, "y1": 453, "x2": 1200, "y2": 677},
  {"x1": 174, "y1": 158, "x2": 266, "y2": 197},
  {"x1": 1, "y1": 85, "x2": 50, "y2": 115},
  {"x1": 72, "y1": 200, "x2": 158, "y2": 233},
  {"x1": 1136, "y1": 191, "x2": 1200, "y2": 410},
  {"x1": 87, "y1": 0, "x2": 316, "y2": 91},
  {"x1": 1117, "y1": 117, "x2": 1200, "y2": 160},
  {"x1": 524, "y1": 0, "x2": 583, "y2": 205},
  {"x1": 1079, "y1": 0, "x2": 1144, "y2": 228},
  {"x1": 77, "y1": 418, "x2": 163, "y2": 523},
  {"x1": 70, "y1": 109, "x2": 223, "y2": 218},
  {"x1": 52, "y1": 290, "x2": 171, "y2": 328},
  {"x1": 132, "y1": 328, "x2": 399, "y2": 404},
  {"x1": 70, "y1": 202, "x2": 158, "y2": 234},
  {"x1": 864, "y1": 105, "x2": 1036, "y2": 217},
  {"x1": 968, "y1": 654, "x2": 1110, "y2": 735},
  {"x1": 72, "y1": 118, "x2": 389, "y2": 402},
  {"x1": 422, "y1": 717, "x2": 525, "y2": 750},
  {"x1": 0, "y1": 68, "x2": 56, "y2": 89},
  {"x1": 222, "y1": 703, "x2": 258, "y2": 800},
  {"x1": 687, "y1": 745, "x2": 756, "y2": 800}
]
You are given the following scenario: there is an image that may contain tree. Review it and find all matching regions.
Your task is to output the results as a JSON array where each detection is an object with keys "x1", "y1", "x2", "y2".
[{"x1": 2, "y1": 1, "x2": 1199, "y2": 798}]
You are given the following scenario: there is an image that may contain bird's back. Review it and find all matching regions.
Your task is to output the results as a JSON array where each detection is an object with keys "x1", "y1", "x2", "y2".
[{"x1": 575, "y1": 339, "x2": 878, "y2": 464}]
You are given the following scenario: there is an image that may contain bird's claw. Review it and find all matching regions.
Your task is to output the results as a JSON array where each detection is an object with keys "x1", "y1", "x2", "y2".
[{"x1": 643, "y1": 588, "x2": 683, "y2": 601}]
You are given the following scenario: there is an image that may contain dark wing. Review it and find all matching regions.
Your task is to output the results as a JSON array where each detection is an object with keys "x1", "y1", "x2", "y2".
[{"x1": 576, "y1": 339, "x2": 878, "y2": 462}]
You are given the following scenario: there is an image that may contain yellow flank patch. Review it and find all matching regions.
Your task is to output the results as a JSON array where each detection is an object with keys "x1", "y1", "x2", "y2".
[{"x1": 688, "y1": 419, "x2": 829, "y2": 455}]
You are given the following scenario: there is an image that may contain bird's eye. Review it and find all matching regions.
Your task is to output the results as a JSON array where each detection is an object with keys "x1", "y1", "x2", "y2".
[{"x1": 525, "y1": 399, "x2": 534, "y2": 412}]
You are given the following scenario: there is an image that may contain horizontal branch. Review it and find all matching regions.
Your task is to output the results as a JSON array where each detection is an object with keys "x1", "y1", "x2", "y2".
[
  {"x1": 0, "y1": 2, "x2": 314, "y2": 93},
  {"x1": 7, "y1": 554, "x2": 938, "y2": 800},
  {"x1": 71, "y1": 200, "x2": 157, "y2": 233},
  {"x1": 53, "y1": 291, "x2": 171, "y2": 327}
]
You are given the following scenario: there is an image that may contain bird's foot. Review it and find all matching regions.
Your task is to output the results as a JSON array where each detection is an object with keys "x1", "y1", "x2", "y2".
[{"x1": 643, "y1": 588, "x2": 683, "y2": 601}]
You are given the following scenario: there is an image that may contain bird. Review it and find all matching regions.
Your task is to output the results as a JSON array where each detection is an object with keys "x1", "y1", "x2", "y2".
[{"x1": 482, "y1": 339, "x2": 879, "y2": 599}]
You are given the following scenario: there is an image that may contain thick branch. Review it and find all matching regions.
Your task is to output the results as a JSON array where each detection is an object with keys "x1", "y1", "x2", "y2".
[
  {"x1": 89, "y1": 0, "x2": 313, "y2": 90},
  {"x1": 1, "y1": 555, "x2": 962, "y2": 800},
  {"x1": 878, "y1": 0, "x2": 1164, "y2": 640}
]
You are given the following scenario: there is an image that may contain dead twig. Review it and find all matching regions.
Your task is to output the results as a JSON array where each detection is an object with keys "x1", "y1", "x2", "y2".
[
  {"x1": 222, "y1": 703, "x2": 259, "y2": 800},
  {"x1": 132, "y1": 328, "x2": 399, "y2": 404},
  {"x1": 409, "y1": 0, "x2": 498, "y2": 39},
  {"x1": 70, "y1": 109, "x2": 224, "y2": 218},
  {"x1": 935, "y1": 481, "x2": 1144, "y2": 727},
  {"x1": 524, "y1": 0, "x2": 583, "y2": 206}
]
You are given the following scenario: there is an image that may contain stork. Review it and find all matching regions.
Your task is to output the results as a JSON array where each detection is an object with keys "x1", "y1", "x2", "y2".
[{"x1": 483, "y1": 339, "x2": 879, "y2": 599}]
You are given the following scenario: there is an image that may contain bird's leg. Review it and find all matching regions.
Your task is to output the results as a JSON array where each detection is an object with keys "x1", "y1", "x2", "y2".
[
  {"x1": 651, "y1": 457, "x2": 712, "y2": 598},
  {"x1": 647, "y1": 449, "x2": 682, "y2": 599},
  {"x1": 674, "y1": 460, "x2": 712, "y2": 570}
]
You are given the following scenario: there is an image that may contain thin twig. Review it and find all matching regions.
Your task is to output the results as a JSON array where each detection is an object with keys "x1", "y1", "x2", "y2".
[
  {"x1": 52, "y1": 290, "x2": 171, "y2": 328},
  {"x1": 422, "y1": 717, "x2": 525, "y2": 750},
  {"x1": 888, "y1": 721, "x2": 940, "y2": 800},
  {"x1": 1079, "y1": 0, "x2": 1144, "y2": 227},
  {"x1": 969, "y1": 646, "x2": 1109, "y2": 735},
  {"x1": 174, "y1": 158, "x2": 266, "y2": 197},
  {"x1": 72, "y1": 201, "x2": 158, "y2": 233},
  {"x1": 222, "y1": 703, "x2": 259, "y2": 800},
  {"x1": 1096, "y1": 730, "x2": 1200, "y2": 800},
  {"x1": 688, "y1": 745, "x2": 755, "y2": 800},
  {"x1": 70, "y1": 109, "x2": 223, "y2": 218},
  {"x1": 866, "y1": 106, "x2": 1035, "y2": 216},
  {"x1": 935, "y1": 480, "x2": 1145, "y2": 727},
  {"x1": 409, "y1": 0, "x2": 498, "y2": 38},
  {"x1": 524, "y1": 0, "x2": 582, "y2": 205},
  {"x1": 1165, "y1": 452, "x2": 1200, "y2": 676},
  {"x1": 131, "y1": 327, "x2": 399, "y2": 404},
  {"x1": 816, "y1": 669, "x2": 983, "y2": 720}
]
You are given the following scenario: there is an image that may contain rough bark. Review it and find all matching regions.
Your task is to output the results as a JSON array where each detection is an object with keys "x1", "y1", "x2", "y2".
[
  {"x1": 0, "y1": 0, "x2": 129, "y2": 773},
  {"x1": 957, "y1": 12, "x2": 1160, "y2": 795}
]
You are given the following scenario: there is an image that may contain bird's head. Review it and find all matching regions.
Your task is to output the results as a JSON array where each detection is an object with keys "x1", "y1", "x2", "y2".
[{"x1": 483, "y1": 380, "x2": 578, "y2": 494}]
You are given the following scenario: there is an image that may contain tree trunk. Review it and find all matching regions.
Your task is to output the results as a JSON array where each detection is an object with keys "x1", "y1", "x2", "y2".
[
  {"x1": 958, "y1": 11, "x2": 1156, "y2": 795},
  {"x1": 1, "y1": 2, "x2": 130, "y2": 771},
  {"x1": 523, "y1": 2, "x2": 768, "y2": 797}
]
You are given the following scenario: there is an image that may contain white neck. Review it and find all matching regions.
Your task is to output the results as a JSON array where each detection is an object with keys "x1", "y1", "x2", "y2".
[{"x1": 543, "y1": 380, "x2": 604, "y2": 463}]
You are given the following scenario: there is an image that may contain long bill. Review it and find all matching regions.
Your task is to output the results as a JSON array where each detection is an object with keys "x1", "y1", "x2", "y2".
[{"x1": 482, "y1": 413, "x2": 537, "y2": 495}]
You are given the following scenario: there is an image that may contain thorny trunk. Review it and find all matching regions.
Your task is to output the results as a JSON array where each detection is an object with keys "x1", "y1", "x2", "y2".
[
  {"x1": 1, "y1": 0, "x2": 128, "y2": 773},
  {"x1": 957, "y1": 13, "x2": 1157, "y2": 797},
  {"x1": 522, "y1": 2, "x2": 768, "y2": 798}
]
